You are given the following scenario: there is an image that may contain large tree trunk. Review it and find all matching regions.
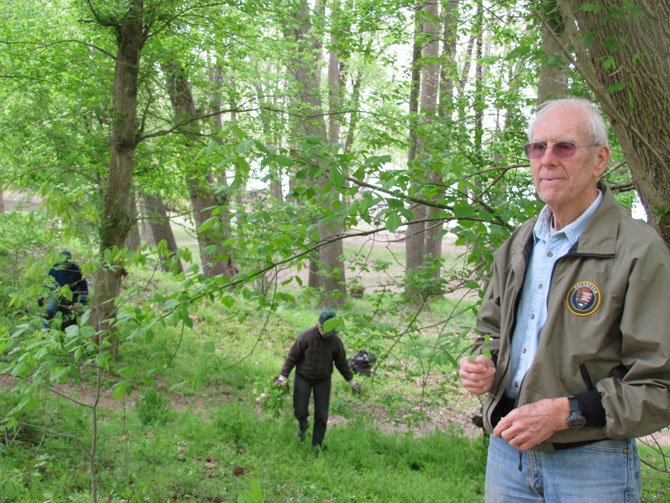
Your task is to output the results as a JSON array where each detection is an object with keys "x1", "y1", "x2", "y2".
[
  {"x1": 556, "y1": 1, "x2": 670, "y2": 246},
  {"x1": 92, "y1": 0, "x2": 146, "y2": 352},
  {"x1": 536, "y1": 6, "x2": 569, "y2": 104},
  {"x1": 142, "y1": 191, "x2": 182, "y2": 273},
  {"x1": 163, "y1": 61, "x2": 234, "y2": 278}
]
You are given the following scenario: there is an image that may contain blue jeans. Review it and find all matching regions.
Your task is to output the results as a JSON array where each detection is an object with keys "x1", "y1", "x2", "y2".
[{"x1": 485, "y1": 435, "x2": 641, "y2": 502}]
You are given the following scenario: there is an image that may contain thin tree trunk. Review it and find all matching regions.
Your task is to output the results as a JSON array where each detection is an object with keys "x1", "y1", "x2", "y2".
[{"x1": 405, "y1": 4, "x2": 426, "y2": 298}]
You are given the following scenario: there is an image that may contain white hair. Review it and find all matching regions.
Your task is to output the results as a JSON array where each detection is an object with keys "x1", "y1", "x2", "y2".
[{"x1": 527, "y1": 98, "x2": 609, "y2": 145}]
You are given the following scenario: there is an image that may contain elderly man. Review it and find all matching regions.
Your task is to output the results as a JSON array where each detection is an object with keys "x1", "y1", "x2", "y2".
[
  {"x1": 459, "y1": 98, "x2": 670, "y2": 502},
  {"x1": 275, "y1": 310, "x2": 361, "y2": 452}
]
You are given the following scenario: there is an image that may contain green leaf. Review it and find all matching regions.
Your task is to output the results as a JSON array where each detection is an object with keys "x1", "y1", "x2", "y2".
[
  {"x1": 385, "y1": 213, "x2": 403, "y2": 232},
  {"x1": 608, "y1": 81, "x2": 625, "y2": 93}
]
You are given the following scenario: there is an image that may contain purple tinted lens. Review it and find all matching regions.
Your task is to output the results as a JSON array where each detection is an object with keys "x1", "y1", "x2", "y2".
[
  {"x1": 553, "y1": 142, "x2": 577, "y2": 158},
  {"x1": 525, "y1": 142, "x2": 578, "y2": 159},
  {"x1": 525, "y1": 143, "x2": 546, "y2": 158}
]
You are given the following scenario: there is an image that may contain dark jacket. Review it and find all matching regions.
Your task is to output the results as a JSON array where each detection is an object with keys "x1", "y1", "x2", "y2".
[
  {"x1": 475, "y1": 185, "x2": 670, "y2": 449},
  {"x1": 48, "y1": 260, "x2": 88, "y2": 305},
  {"x1": 280, "y1": 326, "x2": 354, "y2": 382}
]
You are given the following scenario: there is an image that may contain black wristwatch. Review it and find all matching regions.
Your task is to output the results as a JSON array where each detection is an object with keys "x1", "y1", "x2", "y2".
[{"x1": 566, "y1": 396, "x2": 586, "y2": 429}]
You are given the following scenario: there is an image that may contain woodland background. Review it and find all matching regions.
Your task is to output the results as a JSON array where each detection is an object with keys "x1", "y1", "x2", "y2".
[{"x1": 0, "y1": 0, "x2": 669, "y2": 501}]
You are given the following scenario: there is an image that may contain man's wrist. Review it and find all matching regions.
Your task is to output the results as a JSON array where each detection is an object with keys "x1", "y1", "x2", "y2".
[{"x1": 555, "y1": 397, "x2": 570, "y2": 431}]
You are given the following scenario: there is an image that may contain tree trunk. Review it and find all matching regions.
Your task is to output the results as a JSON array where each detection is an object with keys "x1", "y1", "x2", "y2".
[
  {"x1": 420, "y1": 0, "x2": 444, "y2": 285},
  {"x1": 163, "y1": 61, "x2": 234, "y2": 278},
  {"x1": 556, "y1": 1, "x2": 670, "y2": 246},
  {"x1": 537, "y1": 6, "x2": 569, "y2": 103},
  {"x1": 208, "y1": 64, "x2": 235, "y2": 235},
  {"x1": 0, "y1": 186, "x2": 4, "y2": 213},
  {"x1": 405, "y1": 4, "x2": 426, "y2": 298},
  {"x1": 92, "y1": 0, "x2": 146, "y2": 355},
  {"x1": 425, "y1": 0, "x2": 460, "y2": 284},
  {"x1": 124, "y1": 190, "x2": 141, "y2": 251},
  {"x1": 142, "y1": 191, "x2": 182, "y2": 273},
  {"x1": 287, "y1": 0, "x2": 346, "y2": 304}
]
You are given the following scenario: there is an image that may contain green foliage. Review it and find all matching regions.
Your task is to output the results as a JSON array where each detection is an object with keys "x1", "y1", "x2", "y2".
[{"x1": 135, "y1": 388, "x2": 172, "y2": 426}]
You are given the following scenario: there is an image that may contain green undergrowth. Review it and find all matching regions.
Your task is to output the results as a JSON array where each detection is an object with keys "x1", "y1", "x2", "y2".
[{"x1": 0, "y1": 392, "x2": 487, "y2": 502}]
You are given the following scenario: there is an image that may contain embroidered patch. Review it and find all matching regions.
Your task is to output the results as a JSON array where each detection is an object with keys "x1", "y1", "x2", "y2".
[{"x1": 566, "y1": 281, "x2": 601, "y2": 317}]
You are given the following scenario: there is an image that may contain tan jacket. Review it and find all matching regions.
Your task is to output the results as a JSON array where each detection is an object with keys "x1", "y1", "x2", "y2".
[{"x1": 476, "y1": 186, "x2": 670, "y2": 449}]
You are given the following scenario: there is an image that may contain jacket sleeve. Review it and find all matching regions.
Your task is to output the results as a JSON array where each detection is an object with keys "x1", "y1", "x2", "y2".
[
  {"x1": 280, "y1": 334, "x2": 306, "y2": 378},
  {"x1": 597, "y1": 239, "x2": 670, "y2": 438},
  {"x1": 333, "y1": 337, "x2": 354, "y2": 382}
]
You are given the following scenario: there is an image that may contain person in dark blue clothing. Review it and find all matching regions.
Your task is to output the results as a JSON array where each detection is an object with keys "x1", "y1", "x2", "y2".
[{"x1": 41, "y1": 250, "x2": 88, "y2": 329}]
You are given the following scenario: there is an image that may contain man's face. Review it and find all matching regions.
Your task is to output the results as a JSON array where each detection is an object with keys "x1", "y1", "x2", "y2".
[{"x1": 529, "y1": 105, "x2": 609, "y2": 223}]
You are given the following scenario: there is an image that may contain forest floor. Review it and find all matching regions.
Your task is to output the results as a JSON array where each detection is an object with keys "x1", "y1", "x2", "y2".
[{"x1": 1, "y1": 372, "x2": 667, "y2": 447}]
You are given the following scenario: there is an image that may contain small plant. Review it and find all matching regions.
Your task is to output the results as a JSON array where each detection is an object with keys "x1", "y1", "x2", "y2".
[
  {"x1": 135, "y1": 389, "x2": 172, "y2": 426},
  {"x1": 256, "y1": 379, "x2": 290, "y2": 418}
]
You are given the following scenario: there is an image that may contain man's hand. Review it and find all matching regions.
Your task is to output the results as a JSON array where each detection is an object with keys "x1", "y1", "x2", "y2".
[
  {"x1": 350, "y1": 380, "x2": 362, "y2": 393},
  {"x1": 459, "y1": 355, "x2": 496, "y2": 396},
  {"x1": 492, "y1": 397, "x2": 569, "y2": 451},
  {"x1": 274, "y1": 375, "x2": 288, "y2": 388}
]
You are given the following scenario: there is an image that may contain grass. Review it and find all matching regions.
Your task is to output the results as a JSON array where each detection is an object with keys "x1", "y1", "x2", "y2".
[{"x1": 0, "y1": 220, "x2": 667, "y2": 502}]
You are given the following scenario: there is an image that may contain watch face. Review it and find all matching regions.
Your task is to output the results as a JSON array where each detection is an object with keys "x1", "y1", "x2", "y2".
[{"x1": 567, "y1": 415, "x2": 586, "y2": 429}]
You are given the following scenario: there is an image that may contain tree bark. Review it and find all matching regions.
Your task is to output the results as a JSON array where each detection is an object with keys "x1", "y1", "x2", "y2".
[
  {"x1": 142, "y1": 191, "x2": 182, "y2": 273},
  {"x1": 405, "y1": 4, "x2": 426, "y2": 297},
  {"x1": 556, "y1": 1, "x2": 670, "y2": 246},
  {"x1": 92, "y1": 0, "x2": 146, "y2": 351},
  {"x1": 124, "y1": 190, "x2": 141, "y2": 251},
  {"x1": 536, "y1": 8, "x2": 569, "y2": 104},
  {"x1": 163, "y1": 61, "x2": 234, "y2": 278},
  {"x1": 287, "y1": 0, "x2": 346, "y2": 305}
]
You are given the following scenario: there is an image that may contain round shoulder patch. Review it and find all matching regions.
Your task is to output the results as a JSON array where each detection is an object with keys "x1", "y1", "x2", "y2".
[{"x1": 566, "y1": 281, "x2": 602, "y2": 317}]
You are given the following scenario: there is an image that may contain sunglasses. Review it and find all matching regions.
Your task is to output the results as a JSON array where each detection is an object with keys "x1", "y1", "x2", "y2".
[{"x1": 524, "y1": 141, "x2": 599, "y2": 159}]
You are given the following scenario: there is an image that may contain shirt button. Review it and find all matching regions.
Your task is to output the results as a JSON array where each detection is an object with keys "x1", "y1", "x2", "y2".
[
  {"x1": 547, "y1": 251, "x2": 553, "y2": 257},
  {"x1": 538, "y1": 283, "x2": 543, "y2": 289},
  {"x1": 530, "y1": 314, "x2": 535, "y2": 320},
  {"x1": 514, "y1": 382, "x2": 519, "y2": 388},
  {"x1": 522, "y1": 348, "x2": 527, "y2": 353}
]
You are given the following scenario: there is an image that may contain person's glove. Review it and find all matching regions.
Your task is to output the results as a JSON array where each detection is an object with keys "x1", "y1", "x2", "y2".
[
  {"x1": 274, "y1": 375, "x2": 288, "y2": 387},
  {"x1": 350, "y1": 380, "x2": 362, "y2": 393}
]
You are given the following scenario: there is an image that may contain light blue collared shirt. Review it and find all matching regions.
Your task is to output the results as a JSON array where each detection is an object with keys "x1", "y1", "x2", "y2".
[{"x1": 506, "y1": 191, "x2": 603, "y2": 399}]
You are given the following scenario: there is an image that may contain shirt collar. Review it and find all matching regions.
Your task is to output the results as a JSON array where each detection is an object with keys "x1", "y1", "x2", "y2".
[{"x1": 534, "y1": 190, "x2": 603, "y2": 244}]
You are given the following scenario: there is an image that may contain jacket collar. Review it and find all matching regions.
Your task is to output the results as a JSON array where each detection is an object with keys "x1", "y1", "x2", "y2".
[{"x1": 510, "y1": 183, "x2": 622, "y2": 258}]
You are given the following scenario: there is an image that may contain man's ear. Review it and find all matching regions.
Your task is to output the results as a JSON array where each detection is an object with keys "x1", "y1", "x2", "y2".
[{"x1": 594, "y1": 144, "x2": 610, "y2": 177}]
